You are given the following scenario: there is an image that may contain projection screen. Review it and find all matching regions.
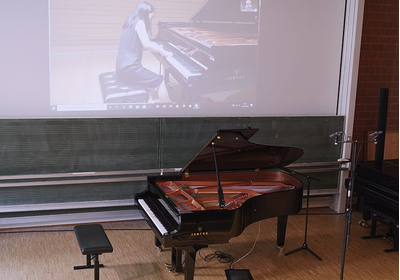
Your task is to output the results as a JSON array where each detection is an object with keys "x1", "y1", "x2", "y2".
[{"x1": 0, "y1": 0, "x2": 346, "y2": 118}]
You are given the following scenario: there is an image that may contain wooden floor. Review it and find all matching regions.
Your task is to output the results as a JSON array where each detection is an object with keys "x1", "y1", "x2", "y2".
[{"x1": 0, "y1": 209, "x2": 398, "y2": 280}]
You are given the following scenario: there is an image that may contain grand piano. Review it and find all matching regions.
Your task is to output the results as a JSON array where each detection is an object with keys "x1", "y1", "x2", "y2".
[
  {"x1": 152, "y1": 0, "x2": 259, "y2": 101},
  {"x1": 135, "y1": 128, "x2": 304, "y2": 279}
]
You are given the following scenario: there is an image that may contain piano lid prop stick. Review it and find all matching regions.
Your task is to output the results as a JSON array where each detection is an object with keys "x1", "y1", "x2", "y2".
[{"x1": 212, "y1": 139, "x2": 225, "y2": 209}]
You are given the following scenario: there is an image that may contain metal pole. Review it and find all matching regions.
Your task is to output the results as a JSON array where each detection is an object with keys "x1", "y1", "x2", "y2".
[{"x1": 340, "y1": 140, "x2": 357, "y2": 279}]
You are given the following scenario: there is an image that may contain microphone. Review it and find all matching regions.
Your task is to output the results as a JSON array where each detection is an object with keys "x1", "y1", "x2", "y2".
[
  {"x1": 329, "y1": 131, "x2": 344, "y2": 145},
  {"x1": 368, "y1": 131, "x2": 383, "y2": 137},
  {"x1": 368, "y1": 131, "x2": 383, "y2": 144}
]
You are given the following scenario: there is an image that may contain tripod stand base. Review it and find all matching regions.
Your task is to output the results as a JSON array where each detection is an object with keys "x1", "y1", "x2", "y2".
[{"x1": 285, "y1": 243, "x2": 322, "y2": 261}]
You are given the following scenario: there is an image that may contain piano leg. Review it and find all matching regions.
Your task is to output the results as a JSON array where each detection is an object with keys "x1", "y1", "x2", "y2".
[
  {"x1": 155, "y1": 236, "x2": 161, "y2": 247},
  {"x1": 277, "y1": 215, "x2": 288, "y2": 248},
  {"x1": 178, "y1": 245, "x2": 207, "y2": 280},
  {"x1": 171, "y1": 247, "x2": 183, "y2": 272}
]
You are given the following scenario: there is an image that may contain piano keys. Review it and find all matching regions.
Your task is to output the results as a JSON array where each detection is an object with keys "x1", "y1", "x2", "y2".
[
  {"x1": 135, "y1": 128, "x2": 304, "y2": 280},
  {"x1": 156, "y1": 41, "x2": 205, "y2": 81},
  {"x1": 152, "y1": 0, "x2": 259, "y2": 101}
]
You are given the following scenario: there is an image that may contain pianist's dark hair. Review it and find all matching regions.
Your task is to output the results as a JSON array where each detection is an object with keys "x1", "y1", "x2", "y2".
[{"x1": 123, "y1": 1, "x2": 155, "y2": 35}]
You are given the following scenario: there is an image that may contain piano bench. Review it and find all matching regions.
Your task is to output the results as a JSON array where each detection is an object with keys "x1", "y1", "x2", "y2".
[
  {"x1": 99, "y1": 72, "x2": 148, "y2": 103},
  {"x1": 73, "y1": 224, "x2": 113, "y2": 280},
  {"x1": 361, "y1": 204, "x2": 398, "y2": 253}
]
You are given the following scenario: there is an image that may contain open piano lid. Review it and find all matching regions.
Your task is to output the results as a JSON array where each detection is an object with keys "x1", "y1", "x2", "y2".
[
  {"x1": 190, "y1": 0, "x2": 259, "y2": 24},
  {"x1": 181, "y1": 128, "x2": 304, "y2": 173}
]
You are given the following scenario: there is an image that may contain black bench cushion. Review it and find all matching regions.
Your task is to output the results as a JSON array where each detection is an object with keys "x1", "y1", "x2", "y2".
[
  {"x1": 99, "y1": 72, "x2": 148, "y2": 103},
  {"x1": 74, "y1": 224, "x2": 113, "y2": 255}
]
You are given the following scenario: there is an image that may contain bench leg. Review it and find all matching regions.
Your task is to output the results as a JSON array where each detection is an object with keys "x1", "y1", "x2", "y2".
[
  {"x1": 74, "y1": 254, "x2": 105, "y2": 270},
  {"x1": 362, "y1": 214, "x2": 384, "y2": 240},
  {"x1": 370, "y1": 214, "x2": 380, "y2": 237},
  {"x1": 86, "y1": 254, "x2": 91, "y2": 267},
  {"x1": 94, "y1": 254, "x2": 100, "y2": 280}
]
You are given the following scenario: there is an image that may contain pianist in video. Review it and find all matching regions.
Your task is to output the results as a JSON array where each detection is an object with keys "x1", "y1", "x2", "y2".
[{"x1": 116, "y1": 1, "x2": 173, "y2": 103}]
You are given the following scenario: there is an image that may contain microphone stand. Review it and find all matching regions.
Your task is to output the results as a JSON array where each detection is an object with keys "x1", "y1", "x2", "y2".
[
  {"x1": 211, "y1": 141, "x2": 225, "y2": 209},
  {"x1": 339, "y1": 138, "x2": 356, "y2": 280},
  {"x1": 338, "y1": 131, "x2": 381, "y2": 280},
  {"x1": 284, "y1": 167, "x2": 322, "y2": 261}
]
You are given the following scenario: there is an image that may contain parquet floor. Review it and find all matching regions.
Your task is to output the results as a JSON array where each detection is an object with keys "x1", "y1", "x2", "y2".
[{"x1": 0, "y1": 209, "x2": 398, "y2": 280}]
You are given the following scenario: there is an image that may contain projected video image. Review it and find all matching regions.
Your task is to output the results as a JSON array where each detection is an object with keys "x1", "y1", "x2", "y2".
[{"x1": 50, "y1": 0, "x2": 259, "y2": 113}]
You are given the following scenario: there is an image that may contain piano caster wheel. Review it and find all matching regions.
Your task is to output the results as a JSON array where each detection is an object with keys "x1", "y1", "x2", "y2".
[
  {"x1": 278, "y1": 246, "x2": 284, "y2": 253},
  {"x1": 358, "y1": 219, "x2": 370, "y2": 228}
]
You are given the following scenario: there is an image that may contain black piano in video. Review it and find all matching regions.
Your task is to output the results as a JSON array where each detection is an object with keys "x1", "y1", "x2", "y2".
[
  {"x1": 135, "y1": 128, "x2": 304, "y2": 279},
  {"x1": 152, "y1": 0, "x2": 259, "y2": 101}
]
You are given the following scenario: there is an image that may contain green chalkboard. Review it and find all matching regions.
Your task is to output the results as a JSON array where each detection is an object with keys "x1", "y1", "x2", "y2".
[
  {"x1": 0, "y1": 116, "x2": 344, "y2": 209},
  {"x1": 160, "y1": 117, "x2": 343, "y2": 168},
  {"x1": 0, "y1": 118, "x2": 160, "y2": 175}
]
